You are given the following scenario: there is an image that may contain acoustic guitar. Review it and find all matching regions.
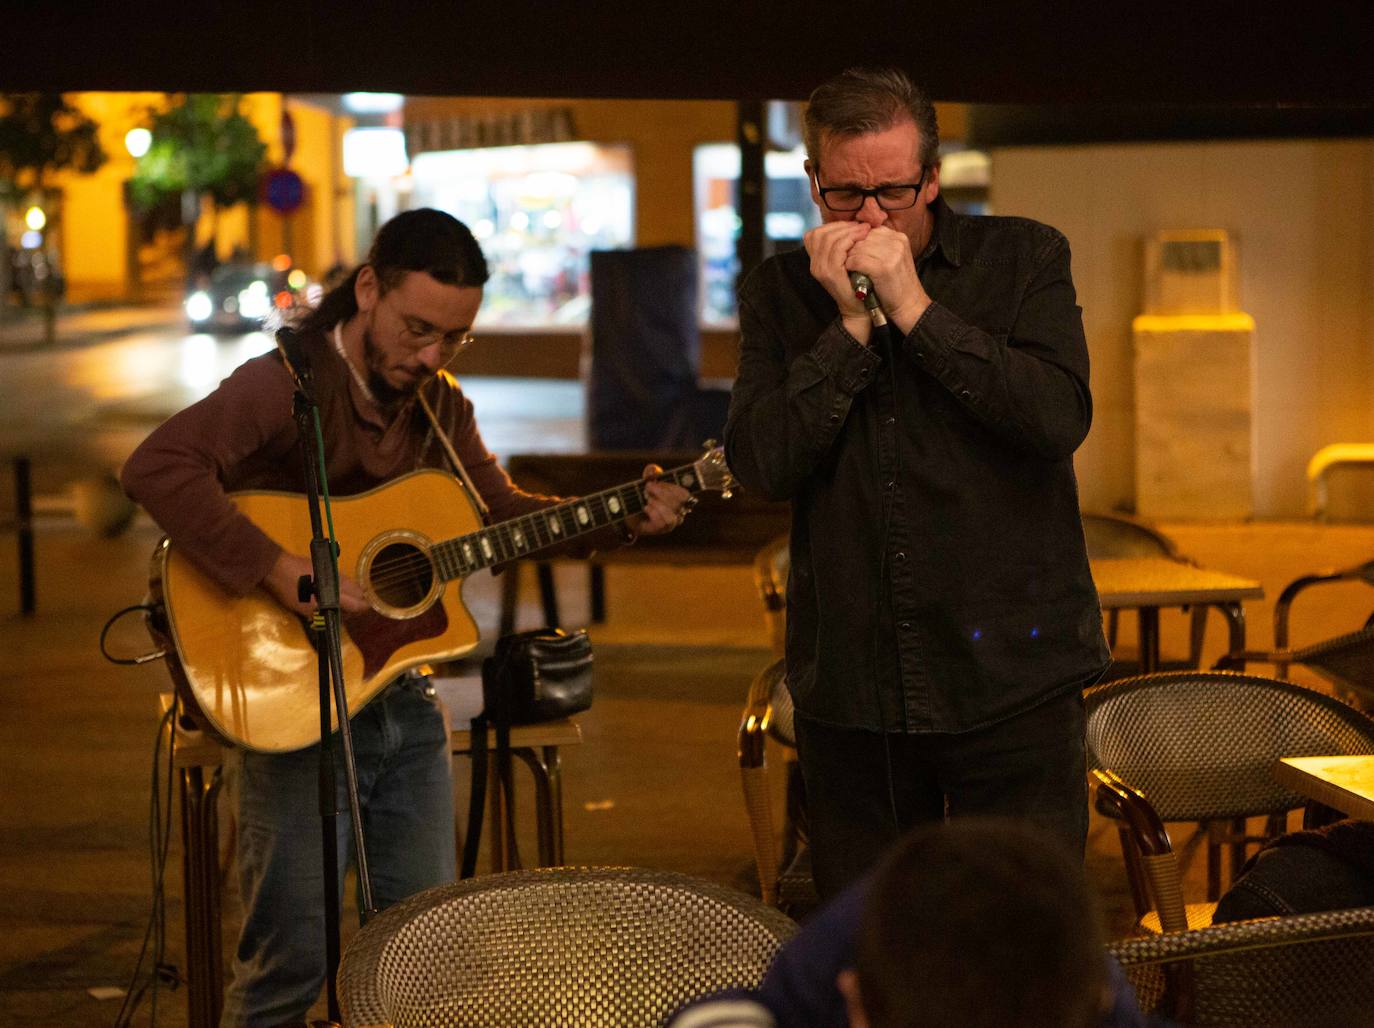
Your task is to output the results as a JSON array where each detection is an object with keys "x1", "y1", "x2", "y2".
[{"x1": 147, "y1": 447, "x2": 735, "y2": 753}]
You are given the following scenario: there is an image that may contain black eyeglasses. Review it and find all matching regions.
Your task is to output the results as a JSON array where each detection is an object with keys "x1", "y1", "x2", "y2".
[{"x1": 814, "y1": 166, "x2": 926, "y2": 212}]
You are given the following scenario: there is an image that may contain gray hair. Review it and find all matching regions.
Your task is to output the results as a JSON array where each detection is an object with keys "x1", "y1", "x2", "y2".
[{"x1": 802, "y1": 66, "x2": 940, "y2": 169}]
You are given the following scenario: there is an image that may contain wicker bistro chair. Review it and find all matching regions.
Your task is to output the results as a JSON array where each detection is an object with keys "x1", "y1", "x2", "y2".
[
  {"x1": 1108, "y1": 905, "x2": 1374, "y2": 1026},
  {"x1": 1082, "y1": 511, "x2": 1209, "y2": 672},
  {"x1": 337, "y1": 866, "x2": 797, "y2": 1028},
  {"x1": 1217, "y1": 559, "x2": 1374, "y2": 708},
  {"x1": 738, "y1": 657, "x2": 809, "y2": 909},
  {"x1": 753, "y1": 533, "x2": 789, "y2": 658},
  {"x1": 741, "y1": 536, "x2": 813, "y2": 911},
  {"x1": 1084, "y1": 670, "x2": 1374, "y2": 934}
]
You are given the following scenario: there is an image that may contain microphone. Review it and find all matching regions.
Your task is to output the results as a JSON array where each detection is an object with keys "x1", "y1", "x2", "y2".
[
  {"x1": 275, "y1": 326, "x2": 313, "y2": 392},
  {"x1": 848, "y1": 272, "x2": 888, "y2": 328}
]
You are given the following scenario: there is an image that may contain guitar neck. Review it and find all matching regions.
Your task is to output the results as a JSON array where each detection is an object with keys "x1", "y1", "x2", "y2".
[{"x1": 430, "y1": 462, "x2": 705, "y2": 580}]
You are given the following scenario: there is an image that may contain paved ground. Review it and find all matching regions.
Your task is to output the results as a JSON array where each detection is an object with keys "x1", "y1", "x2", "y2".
[{"x1": 1, "y1": 302, "x2": 1372, "y2": 1025}]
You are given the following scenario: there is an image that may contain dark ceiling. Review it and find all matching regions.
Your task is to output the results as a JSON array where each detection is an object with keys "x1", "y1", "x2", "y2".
[{"x1": 6, "y1": 2, "x2": 1374, "y2": 107}]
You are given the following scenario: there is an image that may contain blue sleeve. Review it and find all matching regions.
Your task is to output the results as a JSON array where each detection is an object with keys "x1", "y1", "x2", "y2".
[
  {"x1": 755, "y1": 878, "x2": 867, "y2": 1028},
  {"x1": 666, "y1": 878, "x2": 867, "y2": 1028}
]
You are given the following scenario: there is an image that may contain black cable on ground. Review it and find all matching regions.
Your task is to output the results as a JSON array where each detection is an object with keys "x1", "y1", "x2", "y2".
[{"x1": 113, "y1": 698, "x2": 180, "y2": 1027}]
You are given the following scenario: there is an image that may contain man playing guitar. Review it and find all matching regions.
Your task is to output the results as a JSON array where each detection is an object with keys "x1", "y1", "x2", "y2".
[{"x1": 121, "y1": 209, "x2": 690, "y2": 1027}]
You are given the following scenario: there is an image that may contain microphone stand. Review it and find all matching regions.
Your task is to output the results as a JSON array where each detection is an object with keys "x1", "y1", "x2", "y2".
[{"x1": 279, "y1": 330, "x2": 376, "y2": 1027}]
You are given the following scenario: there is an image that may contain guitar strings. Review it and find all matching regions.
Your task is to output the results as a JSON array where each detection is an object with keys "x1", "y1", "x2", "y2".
[
  {"x1": 360, "y1": 505, "x2": 624, "y2": 591},
  {"x1": 354, "y1": 455, "x2": 725, "y2": 595},
  {"x1": 360, "y1": 482, "x2": 659, "y2": 592}
]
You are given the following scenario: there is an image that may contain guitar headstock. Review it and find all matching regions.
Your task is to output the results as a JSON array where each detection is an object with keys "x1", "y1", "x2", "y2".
[{"x1": 693, "y1": 441, "x2": 736, "y2": 499}]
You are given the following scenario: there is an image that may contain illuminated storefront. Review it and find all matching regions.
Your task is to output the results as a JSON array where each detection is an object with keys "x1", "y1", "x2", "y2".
[
  {"x1": 408, "y1": 142, "x2": 634, "y2": 326},
  {"x1": 693, "y1": 143, "x2": 818, "y2": 326}
]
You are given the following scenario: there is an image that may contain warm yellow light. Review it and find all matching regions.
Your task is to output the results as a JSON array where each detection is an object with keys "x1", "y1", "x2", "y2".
[
  {"x1": 24, "y1": 206, "x2": 46, "y2": 231},
  {"x1": 287, "y1": 269, "x2": 307, "y2": 289},
  {"x1": 272, "y1": 254, "x2": 292, "y2": 272},
  {"x1": 125, "y1": 127, "x2": 152, "y2": 158},
  {"x1": 1132, "y1": 313, "x2": 1255, "y2": 333}
]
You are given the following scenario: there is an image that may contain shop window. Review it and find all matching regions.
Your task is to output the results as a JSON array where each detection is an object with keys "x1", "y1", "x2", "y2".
[
  {"x1": 410, "y1": 143, "x2": 634, "y2": 326},
  {"x1": 694, "y1": 143, "x2": 819, "y2": 326},
  {"x1": 694, "y1": 143, "x2": 991, "y2": 325}
]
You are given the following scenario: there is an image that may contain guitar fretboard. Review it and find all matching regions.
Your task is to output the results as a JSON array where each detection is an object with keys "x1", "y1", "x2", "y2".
[{"x1": 430, "y1": 462, "x2": 706, "y2": 579}]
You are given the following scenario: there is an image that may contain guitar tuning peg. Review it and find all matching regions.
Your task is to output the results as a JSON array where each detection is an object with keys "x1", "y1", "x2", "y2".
[{"x1": 701, "y1": 439, "x2": 718, "y2": 451}]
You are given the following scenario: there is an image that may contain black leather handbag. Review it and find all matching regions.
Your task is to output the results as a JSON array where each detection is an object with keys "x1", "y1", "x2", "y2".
[
  {"x1": 460, "y1": 628, "x2": 594, "y2": 877},
  {"x1": 483, "y1": 627, "x2": 594, "y2": 724}
]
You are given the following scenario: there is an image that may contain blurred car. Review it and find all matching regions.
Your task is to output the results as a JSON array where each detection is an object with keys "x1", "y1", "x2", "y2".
[
  {"x1": 8, "y1": 247, "x2": 65, "y2": 307},
  {"x1": 185, "y1": 259, "x2": 318, "y2": 333}
]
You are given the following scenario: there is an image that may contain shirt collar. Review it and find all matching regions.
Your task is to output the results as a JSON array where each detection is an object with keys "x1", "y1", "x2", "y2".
[{"x1": 921, "y1": 193, "x2": 962, "y2": 268}]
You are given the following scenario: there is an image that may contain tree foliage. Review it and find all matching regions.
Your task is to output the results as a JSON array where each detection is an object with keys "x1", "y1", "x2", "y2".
[
  {"x1": 129, "y1": 94, "x2": 267, "y2": 212},
  {"x1": 0, "y1": 93, "x2": 107, "y2": 195}
]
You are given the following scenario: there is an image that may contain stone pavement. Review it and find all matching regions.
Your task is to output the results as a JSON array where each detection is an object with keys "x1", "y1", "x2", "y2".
[
  {"x1": 0, "y1": 301, "x2": 184, "y2": 354},
  {"x1": 6, "y1": 503, "x2": 1372, "y2": 1026},
  {"x1": 2, "y1": 310, "x2": 1373, "y2": 1024}
]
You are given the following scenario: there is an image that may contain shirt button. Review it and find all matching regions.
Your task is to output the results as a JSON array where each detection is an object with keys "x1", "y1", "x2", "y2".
[
  {"x1": 884, "y1": 416, "x2": 896, "y2": 427},
  {"x1": 900, "y1": 621, "x2": 912, "y2": 631},
  {"x1": 858, "y1": 367, "x2": 870, "y2": 378},
  {"x1": 914, "y1": 351, "x2": 925, "y2": 359},
  {"x1": 886, "y1": 481, "x2": 896, "y2": 491},
  {"x1": 894, "y1": 551, "x2": 907, "y2": 562},
  {"x1": 960, "y1": 389, "x2": 972, "y2": 399},
  {"x1": 829, "y1": 413, "x2": 841, "y2": 424}
]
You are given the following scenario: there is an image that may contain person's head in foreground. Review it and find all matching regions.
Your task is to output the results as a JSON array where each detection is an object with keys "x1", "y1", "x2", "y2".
[{"x1": 839, "y1": 819, "x2": 1108, "y2": 1028}]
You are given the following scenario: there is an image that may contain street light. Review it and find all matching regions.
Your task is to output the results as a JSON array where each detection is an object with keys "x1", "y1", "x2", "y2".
[
  {"x1": 125, "y1": 127, "x2": 151, "y2": 159},
  {"x1": 123, "y1": 127, "x2": 153, "y2": 301}
]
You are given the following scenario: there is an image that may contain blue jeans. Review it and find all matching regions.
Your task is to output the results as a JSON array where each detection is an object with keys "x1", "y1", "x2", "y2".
[{"x1": 220, "y1": 678, "x2": 456, "y2": 1027}]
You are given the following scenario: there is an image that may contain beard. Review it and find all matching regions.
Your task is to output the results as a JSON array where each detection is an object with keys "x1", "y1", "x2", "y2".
[{"x1": 361, "y1": 325, "x2": 423, "y2": 412}]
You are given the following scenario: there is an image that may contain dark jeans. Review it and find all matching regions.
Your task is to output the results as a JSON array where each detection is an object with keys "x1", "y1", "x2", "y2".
[
  {"x1": 794, "y1": 688, "x2": 1088, "y2": 900},
  {"x1": 220, "y1": 679, "x2": 456, "y2": 1027},
  {"x1": 1213, "y1": 841, "x2": 1374, "y2": 923}
]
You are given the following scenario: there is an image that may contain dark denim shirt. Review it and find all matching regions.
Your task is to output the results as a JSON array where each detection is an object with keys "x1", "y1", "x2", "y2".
[{"x1": 725, "y1": 196, "x2": 1110, "y2": 733}]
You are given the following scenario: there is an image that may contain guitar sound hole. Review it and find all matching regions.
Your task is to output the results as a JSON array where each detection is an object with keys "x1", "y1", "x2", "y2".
[{"x1": 369, "y1": 542, "x2": 434, "y2": 609}]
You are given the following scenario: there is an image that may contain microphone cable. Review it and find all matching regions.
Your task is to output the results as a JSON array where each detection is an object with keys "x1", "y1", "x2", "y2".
[
  {"x1": 867, "y1": 321, "x2": 904, "y2": 837},
  {"x1": 113, "y1": 698, "x2": 184, "y2": 1027}
]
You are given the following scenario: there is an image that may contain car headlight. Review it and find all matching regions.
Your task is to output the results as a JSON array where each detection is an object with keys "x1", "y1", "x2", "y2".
[
  {"x1": 185, "y1": 291, "x2": 213, "y2": 323},
  {"x1": 237, "y1": 280, "x2": 272, "y2": 320}
]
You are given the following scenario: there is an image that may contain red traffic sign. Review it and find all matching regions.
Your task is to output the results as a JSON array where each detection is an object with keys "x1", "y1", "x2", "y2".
[{"x1": 262, "y1": 168, "x2": 305, "y2": 215}]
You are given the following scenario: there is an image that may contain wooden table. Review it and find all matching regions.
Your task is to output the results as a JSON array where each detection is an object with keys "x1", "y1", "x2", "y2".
[
  {"x1": 1273, "y1": 755, "x2": 1374, "y2": 820},
  {"x1": 1090, "y1": 557, "x2": 1265, "y2": 672}
]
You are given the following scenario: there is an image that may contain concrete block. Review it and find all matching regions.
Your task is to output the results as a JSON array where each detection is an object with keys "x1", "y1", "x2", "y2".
[{"x1": 1133, "y1": 314, "x2": 1255, "y2": 519}]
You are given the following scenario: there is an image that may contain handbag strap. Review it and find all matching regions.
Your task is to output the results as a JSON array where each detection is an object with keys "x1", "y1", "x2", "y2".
[
  {"x1": 459, "y1": 713, "x2": 488, "y2": 879},
  {"x1": 459, "y1": 713, "x2": 521, "y2": 876},
  {"x1": 460, "y1": 655, "x2": 522, "y2": 878},
  {"x1": 418, "y1": 385, "x2": 491, "y2": 522}
]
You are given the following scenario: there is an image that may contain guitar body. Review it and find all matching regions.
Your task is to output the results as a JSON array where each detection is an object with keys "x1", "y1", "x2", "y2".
[{"x1": 153, "y1": 469, "x2": 483, "y2": 753}]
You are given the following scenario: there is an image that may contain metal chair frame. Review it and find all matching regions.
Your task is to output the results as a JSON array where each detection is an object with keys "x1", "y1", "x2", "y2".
[
  {"x1": 1217, "y1": 559, "x2": 1374, "y2": 705},
  {"x1": 1108, "y1": 905, "x2": 1374, "y2": 1025},
  {"x1": 1085, "y1": 669, "x2": 1374, "y2": 933},
  {"x1": 752, "y1": 532, "x2": 788, "y2": 658},
  {"x1": 738, "y1": 657, "x2": 806, "y2": 908},
  {"x1": 741, "y1": 536, "x2": 813, "y2": 910}
]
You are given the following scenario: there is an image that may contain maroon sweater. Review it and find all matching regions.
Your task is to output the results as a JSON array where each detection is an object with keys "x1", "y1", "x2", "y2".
[{"x1": 121, "y1": 329, "x2": 589, "y2": 597}]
